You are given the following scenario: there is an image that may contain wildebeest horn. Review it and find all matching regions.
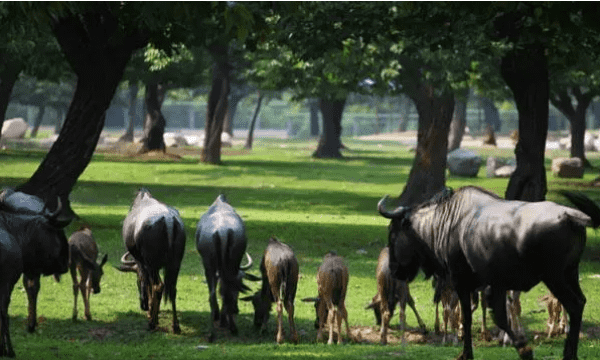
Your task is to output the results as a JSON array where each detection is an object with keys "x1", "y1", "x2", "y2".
[
  {"x1": 44, "y1": 196, "x2": 62, "y2": 220},
  {"x1": 364, "y1": 300, "x2": 378, "y2": 310},
  {"x1": 117, "y1": 251, "x2": 138, "y2": 272},
  {"x1": 377, "y1": 195, "x2": 407, "y2": 219},
  {"x1": 239, "y1": 252, "x2": 253, "y2": 271}
]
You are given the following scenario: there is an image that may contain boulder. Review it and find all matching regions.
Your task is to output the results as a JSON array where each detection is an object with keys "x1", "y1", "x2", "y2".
[
  {"x1": 486, "y1": 156, "x2": 516, "y2": 178},
  {"x1": 447, "y1": 148, "x2": 482, "y2": 177},
  {"x1": 1, "y1": 118, "x2": 28, "y2": 139},
  {"x1": 551, "y1": 157, "x2": 584, "y2": 178},
  {"x1": 163, "y1": 132, "x2": 189, "y2": 148}
]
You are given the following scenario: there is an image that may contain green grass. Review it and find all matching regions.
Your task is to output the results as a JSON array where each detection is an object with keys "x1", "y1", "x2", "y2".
[{"x1": 2, "y1": 137, "x2": 600, "y2": 359}]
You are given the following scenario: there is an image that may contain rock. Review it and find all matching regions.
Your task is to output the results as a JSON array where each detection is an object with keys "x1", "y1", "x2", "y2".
[
  {"x1": 495, "y1": 165, "x2": 516, "y2": 178},
  {"x1": 585, "y1": 132, "x2": 598, "y2": 152},
  {"x1": 164, "y1": 132, "x2": 189, "y2": 148},
  {"x1": 551, "y1": 157, "x2": 584, "y2": 178},
  {"x1": 221, "y1": 132, "x2": 232, "y2": 148},
  {"x1": 559, "y1": 137, "x2": 570, "y2": 150},
  {"x1": 1, "y1": 118, "x2": 28, "y2": 139},
  {"x1": 486, "y1": 156, "x2": 516, "y2": 178},
  {"x1": 447, "y1": 148, "x2": 482, "y2": 177}
]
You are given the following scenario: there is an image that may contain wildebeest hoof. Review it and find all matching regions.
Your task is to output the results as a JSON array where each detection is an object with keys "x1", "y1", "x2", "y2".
[{"x1": 518, "y1": 346, "x2": 533, "y2": 360}]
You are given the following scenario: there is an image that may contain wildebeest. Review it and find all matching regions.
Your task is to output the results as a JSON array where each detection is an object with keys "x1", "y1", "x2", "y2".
[
  {"x1": 303, "y1": 251, "x2": 350, "y2": 345},
  {"x1": 196, "y1": 194, "x2": 257, "y2": 342},
  {"x1": 540, "y1": 291, "x2": 568, "y2": 338},
  {"x1": 241, "y1": 237, "x2": 299, "y2": 344},
  {"x1": 365, "y1": 246, "x2": 426, "y2": 344},
  {"x1": 0, "y1": 189, "x2": 70, "y2": 357},
  {"x1": 378, "y1": 186, "x2": 599, "y2": 360},
  {"x1": 118, "y1": 188, "x2": 186, "y2": 334},
  {"x1": 69, "y1": 226, "x2": 108, "y2": 321}
]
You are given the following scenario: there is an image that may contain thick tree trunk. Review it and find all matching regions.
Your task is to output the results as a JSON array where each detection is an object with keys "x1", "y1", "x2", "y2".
[
  {"x1": 29, "y1": 105, "x2": 47, "y2": 138},
  {"x1": 447, "y1": 89, "x2": 468, "y2": 152},
  {"x1": 398, "y1": 84, "x2": 454, "y2": 206},
  {"x1": 550, "y1": 86, "x2": 594, "y2": 168},
  {"x1": 202, "y1": 45, "x2": 230, "y2": 164},
  {"x1": 480, "y1": 96, "x2": 501, "y2": 132},
  {"x1": 501, "y1": 43, "x2": 549, "y2": 202},
  {"x1": 244, "y1": 92, "x2": 264, "y2": 149},
  {"x1": 313, "y1": 98, "x2": 346, "y2": 158},
  {"x1": 309, "y1": 98, "x2": 320, "y2": 137},
  {"x1": 0, "y1": 55, "x2": 23, "y2": 141},
  {"x1": 16, "y1": 8, "x2": 146, "y2": 218},
  {"x1": 119, "y1": 82, "x2": 139, "y2": 142},
  {"x1": 224, "y1": 88, "x2": 246, "y2": 138},
  {"x1": 140, "y1": 80, "x2": 166, "y2": 153}
]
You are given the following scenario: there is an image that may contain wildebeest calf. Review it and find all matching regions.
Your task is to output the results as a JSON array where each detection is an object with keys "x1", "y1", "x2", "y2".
[
  {"x1": 365, "y1": 246, "x2": 426, "y2": 344},
  {"x1": 303, "y1": 251, "x2": 350, "y2": 345},
  {"x1": 241, "y1": 237, "x2": 299, "y2": 344},
  {"x1": 69, "y1": 226, "x2": 108, "y2": 321}
]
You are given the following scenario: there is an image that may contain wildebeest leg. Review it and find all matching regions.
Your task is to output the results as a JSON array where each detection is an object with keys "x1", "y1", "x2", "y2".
[
  {"x1": 71, "y1": 267, "x2": 79, "y2": 321},
  {"x1": 480, "y1": 291, "x2": 491, "y2": 341},
  {"x1": 339, "y1": 302, "x2": 350, "y2": 345},
  {"x1": 327, "y1": 304, "x2": 336, "y2": 345},
  {"x1": 285, "y1": 298, "x2": 298, "y2": 344},
  {"x1": 380, "y1": 300, "x2": 390, "y2": 345},
  {"x1": 488, "y1": 287, "x2": 531, "y2": 359},
  {"x1": 544, "y1": 268, "x2": 585, "y2": 360},
  {"x1": 406, "y1": 291, "x2": 427, "y2": 332},
  {"x1": 456, "y1": 289, "x2": 473, "y2": 360},
  {"x1": 148, "y1": 276, "x2": 164, "y2": 331},
  {"x1": 434, "y1": 300, "x2": 441, "y2": 334},
  {"x1": 276, "y1": 299, "x2": 284, "y2": 344},
  {"x1": 23, "y1": 274, "x2": 40, "y2": 333},
  {"x1": 204, "y1": 269, "x2": 219, "y2": 342},
  {"x1": 83, "y1": 274, "x2": 92, "y2": 321},
  {"x1": 170, "y1": 290, "x2": 180, "y2": 334},
  {"x1": 0, "y1": 293, "x2": 15, "y2": 357}
]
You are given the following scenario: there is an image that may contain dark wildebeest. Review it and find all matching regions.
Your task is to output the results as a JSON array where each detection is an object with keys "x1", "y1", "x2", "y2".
[
  {"x1": 302, "y1": 251, "x2": 350, "y2": 345},
  {"x1": 69, "y1": 226, "x2": 108, "y2": 321},
  {"x1": 0, "y1": 189, "x2": 70, "y2": 357},
  {"x1": 118, "y1": 188, "x2": 186, "y2": 333},
  {"x1": 196, "y1": 195, "x2": 257, "y2": 342},
  {"x1": 378, "y1": 186, "x2": 599, "y2": 360},
  {"x1": 241, "y1": 237, "x2": 299, "y2": 344},
  {"x1": 365, "y1": 246, "x2": 426, "y2": 345}
]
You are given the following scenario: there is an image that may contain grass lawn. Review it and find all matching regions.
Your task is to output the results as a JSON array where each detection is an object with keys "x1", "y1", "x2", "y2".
[{"x1": 2, "y1": 137, "x2": 600, "y2": 359}]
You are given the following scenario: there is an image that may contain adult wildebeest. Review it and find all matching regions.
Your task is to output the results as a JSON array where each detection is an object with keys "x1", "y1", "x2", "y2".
[
  {"x1": 302, "y1": 251, "x2": 350, "y2": 345},
  {"x1": 118, "y1": 188, "x2": 186, "y2": 334},
  {"x1": 365, "y1": 246, "x2": 426, "y2": 345},
  {"x1": 69, "y1": 226, "x2": 108, "y2": 321},
  {"x1": 378, "y1": 186, "x2": 599, "y2": 360},
  {"x1": 241, "y1": 237, "x2": 299, "y2": 344},
  {"x1": 196, "y1": 194, "x2": 257, "y2": 342},
  {"x1": 0, "y1": 189, "x2": 70, "y2": 357}
]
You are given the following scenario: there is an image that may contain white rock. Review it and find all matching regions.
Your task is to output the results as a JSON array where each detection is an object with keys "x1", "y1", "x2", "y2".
[
  {"x1": 1, "y1": 118, "x2": 28, "y2": 139},
  {"x1": 447, "y1": 148, "x2": 482, "y2": 177}
]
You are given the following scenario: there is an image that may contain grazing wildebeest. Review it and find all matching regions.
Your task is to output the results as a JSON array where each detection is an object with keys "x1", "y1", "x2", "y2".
[
  {"x1": 378, "y1": 186, "x2": 599, "y2": 360},
  {"x1": 0, "y1": 189, "x2": 70, "y2": 357},
  {"x1": 302, "y1": 251, "x2": 350, "y2": 345},
  {"x1": 69, "y1": 226, "x2": 108, "y2": 321},
  {"x1": 118, "y1": 188, "x2": 186, "y2": 334},
  {"x1": 365, "y1": 246, "x2": 426, "y2": 345},
  {"x1": 241, "y1": 237, "x2": 299, "y2": 344},
  {"x1": 196, "y1": 194, "x2": 257, "y2": 342}
]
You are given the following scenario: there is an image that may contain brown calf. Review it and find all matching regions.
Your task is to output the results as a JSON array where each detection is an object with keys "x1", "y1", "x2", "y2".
[
  {"x1": 540, "y1": 291, "x2": 568, "y2": 338},
  {"x1": 365, "y1": 247, "x2": 426, "y2": 344},
  {"x1": 241, "y1": 237, "x2": 299, "y2": 344},
  {"x1": 303, "y1": 252, "x2": 350, "y2": 345},
  {"x1": 69, "y1": 226, "x2": 108, "y2": 321}
]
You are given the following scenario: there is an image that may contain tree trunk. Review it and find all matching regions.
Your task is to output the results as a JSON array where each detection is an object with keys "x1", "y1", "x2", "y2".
[
  {"x1": 54, "y1": 105, "x2": 67, "y2": 135},
  {"x1": 447, "y1": 89, "x2": 468, "y2": 152},
  {"x1": 0, "y1": 55, "x2": 23, "y2": 141},
  {"x1": 119, "y1": 82, "x2": 139, "y2": 142},
  {"x1": 29, "y1": 105, "x2": 47, "y2": 138},
  {"x1": 590, "y1": 101, "x2": 600, "y2": 129},
  {"x1": 398, "y1": 84, "x2": 454, "y2": 206},
  {"x1": 550, "y1": 86, "x2": 594, "y2": 168},
  {"x1": 244, "y1": 92, "x2": 264, "y2": 149},
  {"x1": 202, "y1": 45, "x2": 230, "y2": 164},
  {"x1": 501, "y1": 43, "x2": 549, "y2": 202},
  {"x1": 398, "y1": 95, "x2": 411, "y2": 132},
  {"x1": 480, "y1": 96, "x2": 502, "y2": 132},
  {"x1": 313, "y1": 98, "x2": 346, "y2": 158},
  {"x1": 309, "y1": 98, "x2": 320, "y2": 137},
  {"x1": 16, "y1": 8, "x2": 146, "y2": 219},
  {"x1": 224, "y1": 88, "x2": 246, "y2": 138},
  {"x1": 139, "y1": 80, "x2": 166, "y2": 153}
]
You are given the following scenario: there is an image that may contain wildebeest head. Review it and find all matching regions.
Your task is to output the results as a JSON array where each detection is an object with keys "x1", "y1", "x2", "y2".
[
  {"x1": 378, "y1": 196, "x2": 441, "y2": 282},
  {"x1": 240, "y1": 290, "x2": 272, "y2": 329},
  {"x1": 90, "y1": 254, "x2": 109, "y2": 294},
  {"x1": 118, "y1": 251, "x2": 148, "y2": 311}
]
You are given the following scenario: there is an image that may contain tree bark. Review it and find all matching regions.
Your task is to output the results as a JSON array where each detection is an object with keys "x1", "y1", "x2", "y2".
[
  {"x1": 202, "y1": 45, "x2": 230, "y2": 164},
  {"x1": 398, "y1": 84, "x2": 454, "y2": 206},
  {"x1": 313, "y1": 98, "x2": 346, "y2": 158},
  {"x1": 550, "y1": 86, "x2": 594, "y2": 168},
  {"x1": 224, "y1": 87, "x2": 247, "y2": 138},
  {"x1": 309, "y1": 98, "x2": 320, "y2": 137},
  {"x1": 118, "y1": 82, "x2": 139, "y2": 142},
  {"x1": 16, "y1": 7, "x2": 146, "y2": 218},
  {"x1": 480, "y1": 96, "x2": 501, "y2": 132},
  {"x1": 244, "y1": 91, "x2": 264, "y2": 149},
  {"x1": 139, "y1": 80, "x2": 166, "y2": 153},
  {"x1": 29, "y1": 105, "x2": 47, "y2": 138},
  {"x1": 590, "y1": 101, "x2": 600, "y2": 129},
  {"x1": 398, "y1": 95, "x2": 412, "y2": 132},
  {"x1": 447, "y1": 89, "x2": 468, "y2": 152},
  {"x1": 501, "y1": 43, "x2": 549, "y2": 202},
  {"x1": 0, "y1": 55, "x2": 23, "y2": 141}
]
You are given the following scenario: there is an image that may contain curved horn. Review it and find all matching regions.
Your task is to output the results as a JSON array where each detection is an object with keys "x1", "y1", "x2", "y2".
[
  {"x1": 239, "y1": 252, "x2": 253, "y2": 271},
  {"x1": 117, "y1": 251, "x2": 138, "y2": 272},
  {"x1": 121, "y1": 251, "x2": 136, "y2": 265},
  {"x1": 377, "y1": 195, "x2": 407, "y2": 219}
]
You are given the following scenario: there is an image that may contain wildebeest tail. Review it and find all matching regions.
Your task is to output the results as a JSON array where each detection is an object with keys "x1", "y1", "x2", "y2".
[
  {"x1": 221, "y1": 229, "x2": 250, "y2": 293},
  {"x1": 164, "y1": 219, "x2": 184, "y2": 305},
  {"x1": 561, "y1": 190, "x2": 600, "y2": 228},
  {"x1": 281, "y1": 259, "x2": 298, "y2": 304}
]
